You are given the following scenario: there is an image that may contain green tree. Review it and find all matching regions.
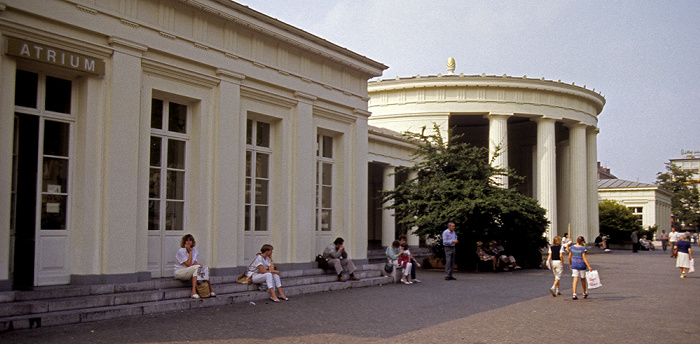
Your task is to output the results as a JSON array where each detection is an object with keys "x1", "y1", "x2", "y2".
[
  {"x1": 382, "y1": 125, "x2": 549, "y2": 268},
  {"x1": 598, "y1": 199, "x2": 643, "y2": 244},
  {"x1": 656, "y1": 162, "x2": 700, "y2": 230}
]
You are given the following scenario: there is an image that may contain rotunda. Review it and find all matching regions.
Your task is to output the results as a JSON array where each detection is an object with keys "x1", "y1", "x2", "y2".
[{"x1": 367, "y1": 58, "x2": 606, "y2": 242}]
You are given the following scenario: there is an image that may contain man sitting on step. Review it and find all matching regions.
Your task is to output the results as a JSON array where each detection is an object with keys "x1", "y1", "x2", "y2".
[{"x1": 322, "y1": 237, "x2": 361, "y2": 282}]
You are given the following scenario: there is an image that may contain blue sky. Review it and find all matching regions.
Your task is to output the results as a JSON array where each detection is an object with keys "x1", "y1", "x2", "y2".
[{"x1": 238, "y1": 0, "x2": 700, "y2": 183}]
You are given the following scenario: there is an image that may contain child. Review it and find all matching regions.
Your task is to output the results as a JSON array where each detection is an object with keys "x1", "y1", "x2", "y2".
[
  {"x1": 546, "y1": 236, "x2": 563, "y2": 296},
  {"x1": 568, "y1": 236, "x2": 593, "y2": 300},
  {"x1": 397, "y1": 243, "x2": 414, "y2": 284}
]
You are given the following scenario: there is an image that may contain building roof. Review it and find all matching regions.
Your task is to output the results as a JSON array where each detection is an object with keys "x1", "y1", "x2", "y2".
[{"x1": 598, "y1": 179, "x2": 655, "y2": 188}]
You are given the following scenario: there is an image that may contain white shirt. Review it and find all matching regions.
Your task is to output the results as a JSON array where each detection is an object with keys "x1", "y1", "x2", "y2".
[
  {"x1": 246, "y1": 254, "x2": 271, "y2": 277},
  {"x1": 669, "y1": 232, "x2": 679, "y2": 242},
  {"x1": 174, "y1": 247, "x2": 198, "y2": 273}
]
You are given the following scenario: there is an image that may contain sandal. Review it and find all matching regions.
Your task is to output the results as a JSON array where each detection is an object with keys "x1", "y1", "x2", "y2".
[
  {"x1": 270, "y1": 297, "x2": 280, "y2": 303},
  {"x1": 191, "y1": 294, "x2": 200, "y2": 299}
]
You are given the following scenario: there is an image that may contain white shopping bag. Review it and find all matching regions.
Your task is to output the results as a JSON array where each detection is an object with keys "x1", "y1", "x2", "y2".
[
  {"x1": 690, "y1": 259, "x2": 695, "y2": 273},
  {"x1": 197, "y1": 265, "x2": 209, "y2": 281},
  {"x1": 586, "y1": 270, "x2": 602, "y2": 289}
]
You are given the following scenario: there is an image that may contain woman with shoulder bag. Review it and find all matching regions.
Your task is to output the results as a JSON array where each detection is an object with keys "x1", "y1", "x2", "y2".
[{"x1": 247, "y1": 244, "x2": 289, "y2": 302}]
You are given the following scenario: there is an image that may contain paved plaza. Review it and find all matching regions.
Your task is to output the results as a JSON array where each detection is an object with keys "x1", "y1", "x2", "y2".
[{"x1": 1, "y1": 248, "x2": 698, "y2": 344}]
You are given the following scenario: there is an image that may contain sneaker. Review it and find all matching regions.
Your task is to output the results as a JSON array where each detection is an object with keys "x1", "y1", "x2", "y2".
[
  {"x1": 604, "y1": 249, "x2": 611, "y2": 252},
  {"x1": 572, "y1": 295, "x2": 578, "y2": 300},
  {"x1": 550, "y1": 287, "x2": 556, "y2": 297},
  {"x1": 411, "y1": 279, "x2": 422, "y2": 283}
]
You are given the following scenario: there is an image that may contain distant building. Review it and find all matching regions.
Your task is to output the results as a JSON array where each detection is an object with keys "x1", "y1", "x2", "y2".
[
  {"x1": 670, "y1": 152, "x2": 700, "y2": 185},
  {"x1": 598, "y1": 179, "x2": 673, "y2": 236},
  {"x1": 368, "y1": 59, "x2": 606, "y2": 243},
  {"x1": 597, "y1": 162, "x2": 617, "y2": 180}
]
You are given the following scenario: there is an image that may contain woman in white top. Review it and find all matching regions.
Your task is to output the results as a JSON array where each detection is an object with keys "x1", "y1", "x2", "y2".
[
  {"x1": 247, "y1": 244, "x2": 288, "y2": 302},
  {"x1": 174, "y1": 234, "x2": 215, "y2": 299}
]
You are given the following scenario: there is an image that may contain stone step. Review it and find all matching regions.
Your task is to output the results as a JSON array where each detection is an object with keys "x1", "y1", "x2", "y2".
[
  {"x1": 0, "y1": 274, "x2": 392, "y2": 331},
  {"x1": 0, "y1": 266, "x2": 388, "y2": 331}
]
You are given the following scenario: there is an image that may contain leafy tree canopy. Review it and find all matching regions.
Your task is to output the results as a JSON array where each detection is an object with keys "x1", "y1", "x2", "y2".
[
  {"x1": 381, "y1": 125, "x2": 549, "y2": 268},
  {"x1": 656, "y1": 162, "x2": 700, "y2": 229},
  {"x1": 598, "y1": 199, "x2": 644, "y2": 243}
]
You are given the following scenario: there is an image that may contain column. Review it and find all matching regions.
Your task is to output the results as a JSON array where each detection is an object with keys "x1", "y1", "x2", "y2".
[
  {"x1": 536, "y1": 118, "x2": 558, "y2": 242},
  {"x1": 382, "y1": 165, "x2": 396, "y2": 246},
  {"x1": 0, "y1": 48, "x2": 16, "y2": 288},
  {"x1": 407, "y1": 170, "x2": 420, "y2": 246},
  {"x1": 104, "y1": 37, "x2": 147, "y2": 275},
  {"x1": 568, "y1": 123, "x2": 588, "y2": 240},
  {"x1": 214, "y1": 69, "x2": 244, "y2": 267},
  {"x1": 487, "y1": 113, "x2": 510, "y2": 188},
  {"x1": 292, "y1": 92, "x2": 316, "y2": 263},
  {"x1": 586, "y1": 127, "x2": 599, "y2": 241}
]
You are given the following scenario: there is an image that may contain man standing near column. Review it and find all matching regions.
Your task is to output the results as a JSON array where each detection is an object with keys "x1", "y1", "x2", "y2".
[{"x1": 443, "y1": 222, "x2": 458, "y2": 280}]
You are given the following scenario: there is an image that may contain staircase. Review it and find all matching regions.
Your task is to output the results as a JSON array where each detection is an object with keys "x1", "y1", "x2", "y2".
[{"x1": 0, "y1": 264, "x2": 391, "y2": 332}]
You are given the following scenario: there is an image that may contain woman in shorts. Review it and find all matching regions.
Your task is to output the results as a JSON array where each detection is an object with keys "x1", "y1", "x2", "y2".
[
  {"x1": 568, "y1": 236, "x2": 592, "y2": 300},
  {"x1": 546, "y1": 236, "x2": 563, "y2": 296}
]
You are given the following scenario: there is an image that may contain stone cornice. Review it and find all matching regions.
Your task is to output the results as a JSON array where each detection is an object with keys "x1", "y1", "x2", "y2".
[
  {"x1": 368, "y1": 75, "x2": 606, "y2": 114},
  {"x1": 142, "y1": 58, "x2": 220, "y2": 88}
]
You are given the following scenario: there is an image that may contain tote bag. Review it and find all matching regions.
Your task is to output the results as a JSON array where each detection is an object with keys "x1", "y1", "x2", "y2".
[{"x1": 586, "y1": 270, "x2": 602, "y2": 289}]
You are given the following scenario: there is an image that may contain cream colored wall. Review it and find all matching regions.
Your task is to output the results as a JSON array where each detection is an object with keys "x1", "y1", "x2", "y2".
[
  {"x1": 0, "y1": 0, "x2": 384, "y2": 284},
  {"x1": 598, "y1": 188, "x2": 673, "y2": 233}
]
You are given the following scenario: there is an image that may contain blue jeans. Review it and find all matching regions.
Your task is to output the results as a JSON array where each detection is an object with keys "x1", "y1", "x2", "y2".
[{"x1": 444, "y1": 246, "x2": 456, "y2": 277}]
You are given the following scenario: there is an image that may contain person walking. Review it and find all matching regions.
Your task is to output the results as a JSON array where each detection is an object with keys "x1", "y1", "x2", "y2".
[
  {"x1": 546, "y1": 236, "x2": 564, "y2": 297},
  {"x1": 669, "y1": 228, "x2": 679, "y2": 258},
  {"x1": 569, "y1": 236, "x2": 593, "y2": 300},
  {"x1": 442, "y1": 222, "x2": 458, "y2": 280},
  {"x1": 675, "y1": 234, "x2": 693, "y2": 278},
  {"x1": 659, "y1": 230, "x2": 669, "y2": 252}
]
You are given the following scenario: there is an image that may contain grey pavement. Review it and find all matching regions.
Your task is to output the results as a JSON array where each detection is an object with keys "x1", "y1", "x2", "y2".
[{"x1": 1, "y1": 247, "x2": 698, "y2": 344}]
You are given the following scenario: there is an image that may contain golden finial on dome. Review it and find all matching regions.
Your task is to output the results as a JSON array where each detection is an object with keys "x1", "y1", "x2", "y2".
[{"x1": 447, "y1": 57, "x2": 455, "y2": 75}]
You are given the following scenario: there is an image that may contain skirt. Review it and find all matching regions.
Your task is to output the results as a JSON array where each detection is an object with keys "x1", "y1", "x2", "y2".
[{"x1": 676, "y1": 252, "x2": 690, "y2": 268}]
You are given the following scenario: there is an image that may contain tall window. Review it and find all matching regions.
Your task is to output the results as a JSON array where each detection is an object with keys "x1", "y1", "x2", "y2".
[
  {"x1": 629, "y1": 207, "x2": 643, "y2": 225},
  {"x1": 149, "y1": 99, "x2": 188, "y2": 231},
  {"x1": 316, "y1": 134, "x2": 333, "y2": 231},
  {"x1": 245, "y1": 119, "x2": 271, "y2": 231}
]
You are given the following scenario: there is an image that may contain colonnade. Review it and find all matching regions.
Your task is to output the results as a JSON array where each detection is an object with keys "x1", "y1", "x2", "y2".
[
  {"x1": 486, "y1": 113, "x2": 599, "y2": 242},
  {"x1": 373, "y1": 113, "x2": 600, "y2": 246}
]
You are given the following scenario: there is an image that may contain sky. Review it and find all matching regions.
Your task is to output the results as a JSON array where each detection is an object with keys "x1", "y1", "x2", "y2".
[{"x1": 238, "y1": 0, "x2": 700, "y2": 183}]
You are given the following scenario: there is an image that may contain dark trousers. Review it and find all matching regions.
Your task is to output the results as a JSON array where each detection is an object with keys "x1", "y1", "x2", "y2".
[
  {"x1": 444, "y1": 246, "x2": 456, "y2": 277},
  {"x1": 632, "y1": 243, "x2": 639, "y2": 252}
]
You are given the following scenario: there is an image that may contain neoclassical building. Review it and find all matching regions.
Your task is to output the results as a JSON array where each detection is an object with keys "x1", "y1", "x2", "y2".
[
  {"x1": 367, "y1": 59, "x2": 606, "y2": 243},
  {"x1": 598, "y1": 179, "x2": 672, "y2": 235},
  {"x1": 0, "y1": 0, "x2": 388, "y2": 289}
]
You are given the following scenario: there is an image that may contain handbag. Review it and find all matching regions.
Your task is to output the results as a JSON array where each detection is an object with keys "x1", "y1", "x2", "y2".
[
  {"x1": 196, "y1": 265, "x2": 209, "y2": 281},
  {"x1": 196, "y1": 281, "x2": 211, "y2": 298},
  {"x1": 689, "y1": 259, "x2": 695, "y2": 273},
  {"x1": 384, "y1": 261, "x2": 393, "y2": 273},
  {"x1": 316, "y1": 254, "x2": 329, "y2": 270},
  {"x1": 585, "y1": 270, "x2": 602, "y2": 289},
  {"x1": 236, "y1": 272, "x2": 252, "y2": 284},
  {"x1": 237, "y1": 254, "x2": 259, "y2": 284}
]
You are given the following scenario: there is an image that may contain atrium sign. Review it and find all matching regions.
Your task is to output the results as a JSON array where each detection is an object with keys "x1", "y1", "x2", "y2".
[{"x1": 6, "y1": 37, "x2": 105, "y2": 75}]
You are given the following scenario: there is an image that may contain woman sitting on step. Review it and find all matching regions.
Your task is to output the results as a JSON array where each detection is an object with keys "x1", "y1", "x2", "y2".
[
  {"x1": 246, "y1": 244, "x2": 289, "y2": 302},
  {"x1": 174, "y1": 234, "x2": 216, "y2": 299}
]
